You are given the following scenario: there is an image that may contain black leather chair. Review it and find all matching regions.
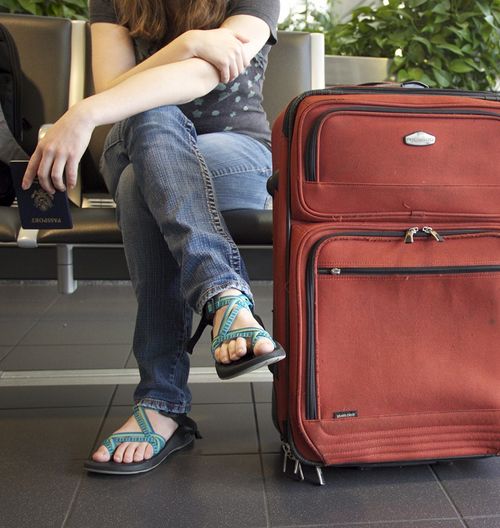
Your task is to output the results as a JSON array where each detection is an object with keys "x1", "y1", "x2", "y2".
[
  {"x1": 0, "y1": 14, "x2": 82, "y2": 247},
  {"x1": 0, "y1": 16, "x2": 325, "y2": 292}
]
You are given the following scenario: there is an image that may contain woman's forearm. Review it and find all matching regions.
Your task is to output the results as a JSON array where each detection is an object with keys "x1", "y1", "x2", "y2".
[
  {"x1": 104, "y1": 31, "x2": 197, "y2": 90},
  {"x1": 84, "y1": 57, "x2": 220, "y2": 127}
]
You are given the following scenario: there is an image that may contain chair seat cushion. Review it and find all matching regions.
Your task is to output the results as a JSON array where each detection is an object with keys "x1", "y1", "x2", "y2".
[{"x1": 37, "y1": 207, "x2": 272, "y2": 245}]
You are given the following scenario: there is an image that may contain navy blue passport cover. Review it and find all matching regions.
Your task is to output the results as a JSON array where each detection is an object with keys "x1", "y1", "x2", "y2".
[{"x1": 10, "y1": 160, "x2": 73, "y2": 229}]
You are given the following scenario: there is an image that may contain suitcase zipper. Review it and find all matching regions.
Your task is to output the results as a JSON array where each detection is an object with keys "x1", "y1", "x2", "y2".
[
  {"x1": 319, "y1": 265, "x2": 500, "y2": 276},
  {"x1": 305, "y1": 228, "x2": 499, "y2": 420},
  {"x1": 305, "y1": 107, "x2": 500, "y2": 182},
  {"x1": 283, "y1": 87, "x2": 500, "y2": 138}
]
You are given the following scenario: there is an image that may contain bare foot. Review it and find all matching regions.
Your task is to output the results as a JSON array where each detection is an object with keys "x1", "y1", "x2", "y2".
[
  {"x1": 92, "y1": 409, "x2": 178, "y2": 464},
  {"x1": 212, "y1": 289, "x2": 274, "y2": 364}
]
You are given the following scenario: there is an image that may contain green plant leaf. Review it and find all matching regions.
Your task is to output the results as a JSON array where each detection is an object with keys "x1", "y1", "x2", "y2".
[
  {"x1": 449, "y1": 59, "x2": 475, "y2": 73},
  {"x1": 407, "y1": 67, "x2": 425, "y2": 80},
  {"x1": 437, "y1": 43, "x2": 464, "y2": 55},
  {"x1": 396, "y1": 69, "x2": 409, "y2": 82},
  {"x1": 411, "y1": 35, "x2": 431, "y2": 51},
  {"x1": 432, "y1": 68, "x2": 451, "y2": 87}
]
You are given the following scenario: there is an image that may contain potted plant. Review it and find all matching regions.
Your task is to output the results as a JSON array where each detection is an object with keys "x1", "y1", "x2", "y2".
[
  {"x1": 0, "y1": 0, "x2": 88, "y2": 18},
  {"x1": 279, "y1": 0, "x2": 392, "y2": 85},
  {"x1": 330, "y1": 0, "x2": 500, "y2": 90},
  {"x1": 281, "y1": 0, "x2": 500, "y2": 90}
]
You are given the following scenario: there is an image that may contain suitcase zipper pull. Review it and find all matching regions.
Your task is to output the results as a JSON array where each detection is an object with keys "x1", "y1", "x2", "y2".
[
  {"x1": 422, "y1": 226, "x2": 445, "y2": 242},
  {"x1": 404, "y1": 227, "x2": 420, "y2": 244}
]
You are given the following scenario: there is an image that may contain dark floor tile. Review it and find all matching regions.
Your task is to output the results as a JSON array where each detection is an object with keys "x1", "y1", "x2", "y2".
[
  {"x1": 111, "y1": 382, "x2": 253, "y2": 406},
  {"x1": 123, "y1": 337, "x2": 214, "y2": 368},
  {"x1": 279, "y1": 522, "x2": 464, "y2": 528},
  {"x1": 0, "y1": 319, "x2": 37, "y2": 346},
  {"x1": 262, "y1": 455, "x2": 458, "y2": 526},
  {"x1": 0, "y1": 345, "x2": 12, "y2": 362},
  {"x1": 0, "y1": 344, "x2": 131, "y2": 370},
  {"x1": 0, "y1": 284, "x2": 57, "y2": 320},
  {"x1": 0, "y1": 385, "x2": 115, "y2": 409},
  {"x1": 0, "y1": 458, "x2": 83, "y2": 528},
  {"x1": 253, "y1": 381, "x2": 273, "y2": 403},
  {"x1": 18, "y1": 320, "x2": 134, "y2": 345},
  {"x1": 256, "y1": 403, "x2": 281, "y2": 453},
  {"x1": 66, "y1": 455, "x2": 267, "y2": 528},
  {"x1": 93, "y1": 403, "x2": 259, "y2": 456},
  {"x1": 465, "y1": 517, "x2": 500, "y2": 528},
  {"x1": 189, "y1": 403, "x2": 259, "y2": 455},
  {"x1": 432, "y1": 457, "x2": 500, "y2": 517},
  {"x1": 0, "y1": 406, "x2": 107, "y2": 462},
  {"x1": 52, "y1": 283, "x2": 135, "y2": 303},
  {"x1": 42, "y1": 286, "x2": 137, "y2": 320},
  {"x1": 190, "y1": 382, "x2": 253, "y2": 404}
]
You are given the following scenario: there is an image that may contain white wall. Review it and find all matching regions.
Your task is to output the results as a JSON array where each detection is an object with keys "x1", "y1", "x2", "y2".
[{"x1": 279, "y1": 0, "x2": 376, "y2": 22}]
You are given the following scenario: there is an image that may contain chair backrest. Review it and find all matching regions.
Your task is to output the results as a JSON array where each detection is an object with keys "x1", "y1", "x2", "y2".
[
  {"x1": 0, "y1": 14, "x2": 81, "y2": 154},
  {"x1": 83, "y1": 29, "x2": 325, "y2": 195}
]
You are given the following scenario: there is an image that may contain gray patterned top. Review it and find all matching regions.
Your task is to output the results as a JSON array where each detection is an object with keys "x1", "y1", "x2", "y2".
[{"x1": 89, "y1": 0, "x2": 280, "y2": 147}]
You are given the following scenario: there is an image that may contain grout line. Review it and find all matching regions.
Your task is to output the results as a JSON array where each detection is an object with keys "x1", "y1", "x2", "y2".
[
  {"x1": 251, "y1": 383, "x2": 272, "y2": 528},
  {"x1": 464, "y1": 514, "x2": 500, "y2": 520},
  {"x1": 272, "y1": 518, "x2": 468, "y2": 528},
  {"x1": 427, "y1": 464, "x2": 470, "y2": 528},
  {"x1": 60, "y1": 474, "x2": 84, "y2": 528},
  {"x1": 123, "y1": 345, "x2": 134, "y2": 368}
]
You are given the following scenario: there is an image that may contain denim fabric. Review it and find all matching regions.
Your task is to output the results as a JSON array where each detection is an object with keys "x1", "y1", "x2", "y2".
[{"x1": 99, "y1": 105, "x2": 272, "y2": 413}]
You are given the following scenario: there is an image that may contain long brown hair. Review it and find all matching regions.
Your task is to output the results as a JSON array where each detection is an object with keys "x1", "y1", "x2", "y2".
[{"x1": 114, "y1": 0, "x2": 228, "y2": 44}]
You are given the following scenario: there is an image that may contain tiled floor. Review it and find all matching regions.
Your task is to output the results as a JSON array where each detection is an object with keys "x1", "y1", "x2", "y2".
[{"x1": 0, "y1": 282, "x2": 499, "y2": 528}]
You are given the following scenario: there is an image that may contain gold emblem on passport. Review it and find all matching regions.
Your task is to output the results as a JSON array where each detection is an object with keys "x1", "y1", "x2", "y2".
[{"x1": 31, "y1": 188, "x2": 55, "y2": 212}]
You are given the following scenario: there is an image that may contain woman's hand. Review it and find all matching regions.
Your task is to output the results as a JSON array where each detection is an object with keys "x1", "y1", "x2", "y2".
[
  {"x1": 22, "y1": 101, "x2": 95, "y2": 194},
  {"x1": 186, "y1": 28, "x2": 251, "y2": 84}
]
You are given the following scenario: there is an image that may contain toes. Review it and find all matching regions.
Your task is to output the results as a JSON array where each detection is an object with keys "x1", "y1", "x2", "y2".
[
  {"x1": 254, "y1": 336, "x2": 275, "y2": 356},
  {"x1": 133, "y1": 442, "x2": 149, "y2": 463},
  {"x1": 228, "y1": 339, "x2": 237, "y2": 360},
  {"x1": 217, "y1": 343, "x2": 231, "y2": 364},
  {"x1": 144, "y1": 443, "x2": 154, "y2": 460},
  {"x1": 123, "y1": 442, "x2": 138, "y2": 464},
  {"x1": 234, "y1": 337, "x2": 247, "y2": 359},
  {"x1": 92, "y1": 445, "x2": 111, "y2": 462},
  {"x1": 113, "y1": 442, "x2": 129, "y2": 463}
]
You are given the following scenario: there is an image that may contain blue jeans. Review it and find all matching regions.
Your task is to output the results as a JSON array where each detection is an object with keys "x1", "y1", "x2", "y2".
[{"x1": 99, "y1": 105, "x2": 272, "y2": 414}]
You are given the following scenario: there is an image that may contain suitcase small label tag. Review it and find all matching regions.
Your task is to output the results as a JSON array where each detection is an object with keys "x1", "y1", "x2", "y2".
[
  {"x1": 334, "y1": 410, "x2": 358, "y2": 419},
  {"x1": 404, "y1": 131, "x2": 436, "y2": 146}
]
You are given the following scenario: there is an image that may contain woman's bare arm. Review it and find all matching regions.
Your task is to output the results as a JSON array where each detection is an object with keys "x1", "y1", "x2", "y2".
[{"x1": 22, "y1": 15, "x2": 271, "y2": 194}]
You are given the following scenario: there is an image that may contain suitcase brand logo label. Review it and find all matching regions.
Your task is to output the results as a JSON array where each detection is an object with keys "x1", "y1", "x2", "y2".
[
  {"x1": 334, "y1": 411, "x2": 358, "y2": 419},
  {"x1": 404, "y1": 131, "x2": 436, "y2": 146}
]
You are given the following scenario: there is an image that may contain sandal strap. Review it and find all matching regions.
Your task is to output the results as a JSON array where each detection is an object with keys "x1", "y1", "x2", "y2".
[
  {"x1": 205, "y1": 294, "x2": 253, "y2": 317},
  {"x1": 100, "y1": 405, "x2": 168, "y2": 457},
  {"x1": 102, "y1": 431, "x2": 166, "y2": 457}
]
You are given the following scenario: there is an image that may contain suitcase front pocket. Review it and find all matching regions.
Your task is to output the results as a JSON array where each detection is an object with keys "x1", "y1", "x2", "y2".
[
  {"x1": 294, "y1": 107, "x2": 500, "y2": 221},
  {"x1": 305, "y1": 230, "x2": 500, "y2": 422}
]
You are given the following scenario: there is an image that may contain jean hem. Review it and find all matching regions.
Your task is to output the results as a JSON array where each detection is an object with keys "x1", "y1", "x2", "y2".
[{"x1": 135, "y1": 397, "x2": 191, "y2": 415}]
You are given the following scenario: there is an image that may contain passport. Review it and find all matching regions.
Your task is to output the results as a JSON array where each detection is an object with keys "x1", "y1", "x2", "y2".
[{"x1": 10, "y1": 160, "x2": 73, "y2": 229}]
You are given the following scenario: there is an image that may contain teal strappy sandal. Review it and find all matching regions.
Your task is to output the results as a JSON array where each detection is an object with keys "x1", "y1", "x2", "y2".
[
  {"x1": 205, "y1": 293, "x2": 286, "y2": 380},
  {"x1": 84, "y1": 404, "x2": 201, "y2": 475}
]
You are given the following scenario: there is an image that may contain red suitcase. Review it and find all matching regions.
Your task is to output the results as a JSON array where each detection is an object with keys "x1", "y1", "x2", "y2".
[{"x1": 270, "y1": 85, "x2": 500, "y2": 485}]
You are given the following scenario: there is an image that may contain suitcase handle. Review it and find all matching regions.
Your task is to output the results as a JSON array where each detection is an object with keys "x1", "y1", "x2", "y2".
[
  {"x1": 357, "y1": 81, "x2": 429, "y2": 89},
  {"x1": 401, "y1": 80, "x2": 429, "y2": 89}
]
